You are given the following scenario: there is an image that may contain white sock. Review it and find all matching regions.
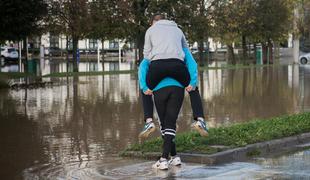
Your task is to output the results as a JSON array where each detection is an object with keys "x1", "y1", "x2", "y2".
[
  {"x1": 197, "y1": 117, "x2": 204, "y2": 121},
  {"x1": 146, "y1": 118, "x2": 153, "y2": 123}
]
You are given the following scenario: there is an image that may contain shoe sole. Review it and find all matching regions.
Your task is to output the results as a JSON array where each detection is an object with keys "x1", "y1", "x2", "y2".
[
  {"x1": 152, "y1": 164, "x2": 168, "y2": 170},
  {"x1": 139, "y1": 126, "x2": 156, "y2": 138},
  {"x1": 193, "y1": 124, "x2": 209, "y2": 137},
  {"x1": 170, "y1": 163, "x2": 181, "y2": 166}
]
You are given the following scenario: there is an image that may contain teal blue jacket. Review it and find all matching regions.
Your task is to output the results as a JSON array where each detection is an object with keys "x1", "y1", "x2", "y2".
[{"x1": 138, "y1": 48, "x2": 198, "y2": 92}]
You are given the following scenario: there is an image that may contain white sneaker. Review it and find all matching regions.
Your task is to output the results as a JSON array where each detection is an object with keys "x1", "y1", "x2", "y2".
[
  {"x1": 192, "y1": 119, "x2": 209, "y2": 137},
  {"x1": 152, "y1": 158, "x2": 168, "y2": 170},
  {"x1": 139, "y1": 122, "x2": 155, "y2": 138},
  {"x1": 168, "y1": 156, "x2": 182, "y2": 166}
]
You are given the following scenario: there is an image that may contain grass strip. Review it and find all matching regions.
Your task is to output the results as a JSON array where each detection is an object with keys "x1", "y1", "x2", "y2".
[{"x1": 123, "y1": 112, "x2": 310, "y2": 155}]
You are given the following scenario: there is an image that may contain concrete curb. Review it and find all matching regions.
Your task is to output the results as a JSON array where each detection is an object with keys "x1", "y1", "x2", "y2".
[{"x1": 121, "y1": 132, "x2": 310, "y2": 165}]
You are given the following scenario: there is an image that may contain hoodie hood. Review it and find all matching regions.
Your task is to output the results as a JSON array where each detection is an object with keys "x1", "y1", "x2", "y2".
[{"x1": 154, "y1": 20, "x2": 177, "y2": 27}]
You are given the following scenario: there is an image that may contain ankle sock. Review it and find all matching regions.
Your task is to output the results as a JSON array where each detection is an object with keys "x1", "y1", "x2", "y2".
[
  {"x1": 197, "y1": 117, "x2": 204, "y2": 121},
  {"x1": 146, "y1": 118, "x2": 153, "y2": 123}
]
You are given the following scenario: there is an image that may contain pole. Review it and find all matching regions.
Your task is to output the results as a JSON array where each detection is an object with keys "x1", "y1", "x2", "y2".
[
  {"x1": 118, "y1": 39, "x2": 121, "y2": 63},
  {"x1": 40, "y1": 45, "x2": 44, "y2": 76},
  {"x1": 19, "y1": 41, "x2": 22, "y2": 72},
  {"x1": 97, "y1": 40, "x2": 100, "y2": 71},
  {"x1": 26, "y1": 37, "x2": 29, "y2": 61},
  {"x1": 293, "y1": 5, "x2": 300, "y2": 64}
]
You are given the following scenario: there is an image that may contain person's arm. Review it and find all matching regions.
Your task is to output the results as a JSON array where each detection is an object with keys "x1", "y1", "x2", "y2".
[
  {"x1": 181, "y1": 32, "x2": 189, "y2": 49},
  {"x1": 143, "y1": 29, "x2": 152, "y2": 59},
  {"x1": 138, "y1": 58, "x2": 151, "y2": 93},
  {"x1": 183, "y1": 48, "x2": 198, "y2": 88}
]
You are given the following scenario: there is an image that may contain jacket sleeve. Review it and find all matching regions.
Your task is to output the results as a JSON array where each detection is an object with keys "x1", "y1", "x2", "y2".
[
  {"x1": 143, "y1": 29, "x2": 152, "y2": 60},
  {"x1": 183, "y1": 48, "x2": 198, "y2": 87},
  {"x1": 181, "y1": 32, "x2": 189, "y2": 49},
  {"x1": 138, "y1": 58, "x2": 150, "y2": 92}
]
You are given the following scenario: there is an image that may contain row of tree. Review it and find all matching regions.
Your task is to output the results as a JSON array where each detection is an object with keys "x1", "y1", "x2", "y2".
[{"x1": 0, "y1": 0, "x2": 303, "y2": 71}]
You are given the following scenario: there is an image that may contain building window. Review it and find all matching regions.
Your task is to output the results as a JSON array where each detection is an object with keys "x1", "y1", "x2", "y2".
[
  {"x1": 109, "y1": 40, "x2": 119, "y2": 49},
  {"x1": 50, "y1": 35, "x2": 59, "y2": 48},
  {"x1": 89, "y1": 39, "x2": 98, "y2": 49}
]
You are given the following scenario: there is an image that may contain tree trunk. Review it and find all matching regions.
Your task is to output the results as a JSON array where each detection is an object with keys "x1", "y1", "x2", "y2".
[
  {"x1": 267, "y1": 40, "x2": 273, "y2": 64},
  {"x1": 253, "y1": 43, "x2": 257, "y2": 64},
  {"x1": 198, "y1": 39, "x2": 205, "y2": 66},
  {"x1": 66, "y1": 36, "x2": 69, "y2": 73},
  {"x1": 23, "y1": 37, "x2": 28, "y2": 61},
  {"x1": 136, "y1": 30, "x2": 145, "y2": 64},
  {"x1": 262, "y1": 43, "x2": 268, "y2": 64},
  {"x1": 227, "y1": 44, "x2": 236, "y2": 65},
  {"x1": 72, "y1": 36, "x2": 79, "y2": 72},
  {"x1": 242, "y1": 35, "x2": 247, "y2": 65}
]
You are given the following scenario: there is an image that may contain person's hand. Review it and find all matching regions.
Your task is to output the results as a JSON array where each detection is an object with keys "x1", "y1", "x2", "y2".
[
  {"x1": 185, "y1": 85, "x2": 195, "y2": 92},
  {"x1": 144, "y1": 89, "x2": 153, "y2": 95}
]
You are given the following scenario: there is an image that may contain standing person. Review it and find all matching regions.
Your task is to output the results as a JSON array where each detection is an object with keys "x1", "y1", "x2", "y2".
[
  {"x1": 139, "y1": 58, "x2": 191, "y2": 170},
  {"x1": 139, "y1": 14, "x2": 208, "y2": 138}
]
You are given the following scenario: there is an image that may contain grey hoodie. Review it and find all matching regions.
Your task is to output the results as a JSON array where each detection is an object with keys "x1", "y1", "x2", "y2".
[{"x1": 143, "y1": 20, "x2": 188, "y2": 61}]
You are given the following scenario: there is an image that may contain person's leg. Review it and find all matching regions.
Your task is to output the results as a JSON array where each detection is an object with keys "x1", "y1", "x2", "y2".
[
  {"x1": 146, "y1": 60, "x2": 168, "y2": 90},
  {"x1": 141, "y1": 90, "x2": 154, "y2": 121},
  {"x1": 146, "y1": 59, "x2": 190, "y2": 90},
  {"x1": 152, "y1": 87, "x2": 170, "y2": 169},
  {"x1": 139, "y1": 90, "x2": 156, "y2": 138},
  {"x1": 157, "y1": 87, "x2": 184, "y2": 159},
  {"x1": 188, "y1": 88, "x2": 204, "y2": 119},
  {"x1": 167, "y1": 59, "x2": 190, "y2": 87},
  {"x1": 189, "y1": 87, "x2": 209, "y2": 137}
]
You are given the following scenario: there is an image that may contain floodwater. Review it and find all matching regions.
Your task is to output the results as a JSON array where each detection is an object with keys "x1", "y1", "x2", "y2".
[
  {"x1": 1, "y1": 61, "x2": 310, "y2": 179},
  {"x1": 0, "y1": 58, "x2": 136, "y2": 75}
]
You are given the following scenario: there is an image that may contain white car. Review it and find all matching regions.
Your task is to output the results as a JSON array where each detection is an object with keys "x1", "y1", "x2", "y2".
[
  {"x1": 299, "y1": 53, "x2": 310, "y2": 65},
  {"x1": 1, "y1": 47, "x2": 19, "y2": 61}
]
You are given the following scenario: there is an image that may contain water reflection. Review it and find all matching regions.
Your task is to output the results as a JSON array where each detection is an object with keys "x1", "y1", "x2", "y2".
[
  {"x1": 1, "y1": 65, "x2": 310, "y2": 179},
  {"x1": 0, "y1": 89, "x2": 46, "y2": 179},
  {"x1": 0, "y1": 59, "x2": 136, "y2": 76}
]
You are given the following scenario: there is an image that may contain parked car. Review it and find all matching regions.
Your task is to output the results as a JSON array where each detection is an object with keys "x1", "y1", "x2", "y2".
[
  {"x1": 299, "y1": 52, "x2": 310, "y2": 65},
  {"x1": 44, "y1": 47, "x2": 62, "y2": 57},
  {"x1": 1, "y1": 47, "x2": 19, "y2": 61}
]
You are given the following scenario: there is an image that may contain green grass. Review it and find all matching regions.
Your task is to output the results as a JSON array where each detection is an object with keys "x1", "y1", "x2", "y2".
[
  {"x1": 200, "y1": 63, "x2": 280, "y2": 70},
  {"x1": 0, "y1": 72, "x2": 34, "y2": 78},
  {"x1": 123, "y1": 113, "x2": 310, "y2": 155}
]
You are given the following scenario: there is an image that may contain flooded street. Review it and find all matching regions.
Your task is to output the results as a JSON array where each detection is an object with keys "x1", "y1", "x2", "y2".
[{"x1": 1, "y1": 62, "x2": 310, "y2": 179}]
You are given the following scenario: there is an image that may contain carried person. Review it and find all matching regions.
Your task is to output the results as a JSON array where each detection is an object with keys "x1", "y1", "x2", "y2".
[{"x1": 139, "y1": 14, "x2": 209, "y2": 139}]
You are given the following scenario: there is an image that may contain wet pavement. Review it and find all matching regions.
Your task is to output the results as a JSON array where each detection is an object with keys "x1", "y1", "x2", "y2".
[
  {"x1": 22, "y1": 149, "x2": 310, "y2": 179},
  {"x1": 1, "y1": 61, "x2": 310, "y2": 179}
]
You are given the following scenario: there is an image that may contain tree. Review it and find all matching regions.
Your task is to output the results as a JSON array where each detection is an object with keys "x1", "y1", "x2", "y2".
[
  {"x1": 46, "y1": 0, "x2": 91, "y2": 72},
  {"x1": 212, "y1": 0, "x2": 240, "y2": 64},
  {"x1": 174, "y1": 0, "x2": 212, "y2": 66},
  {"x1": 141, "y1": 0, "x2": 213, "y2": 65},
  {"x1": 126, "y1": 0, "x2": 150, "y2": 63},
  {"x1": 295, "y1": 0, "x2": 310, "y2": 52},
  {"x1": 255, "y1": 0, "x2": 293, "y2": 64},
  {"x1": 88, "y1": 0, "x2": 130, "y2": 65},
  {"x1": 212, "y1": 0, "x2": 293, "y2": 64},
  {"x1": 0, "y1": 0, "x2": 47, "y2": 41}
]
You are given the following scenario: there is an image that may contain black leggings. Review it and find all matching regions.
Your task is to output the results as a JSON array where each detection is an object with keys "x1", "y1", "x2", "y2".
[
  {"x1": 153, "y1": 86, "x2": 184, "y2": 159},
  {"x1": 146, "y1": 59, "x2": 190, "y2": 90},
  {"x1": 141, "y1": 87, "x2": 204, "y2": 120}
]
